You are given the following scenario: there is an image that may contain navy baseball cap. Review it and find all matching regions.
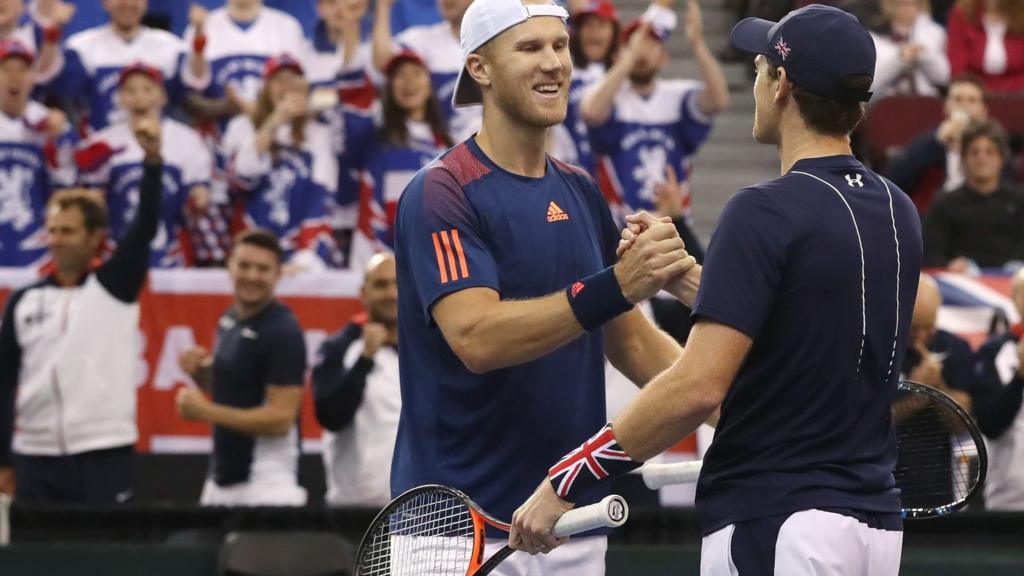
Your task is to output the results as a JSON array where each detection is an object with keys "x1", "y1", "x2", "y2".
[{"x1": 730, "y1": 4, "x2": 875, "y2": 102}]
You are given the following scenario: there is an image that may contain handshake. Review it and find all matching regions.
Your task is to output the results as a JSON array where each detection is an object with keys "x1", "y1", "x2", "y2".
[{"x1": 614, "y1": 211, "x2": 701, "y2": 306}]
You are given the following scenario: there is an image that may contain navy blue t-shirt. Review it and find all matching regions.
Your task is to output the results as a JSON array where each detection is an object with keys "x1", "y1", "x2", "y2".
[
  {"x1": 392, "y1": 138, "x2": 620, "y2": 526},
  {"x1": 693, "y1": 156, "x2": 923, "y2": 534},
  {"x1": 210, "y1": 300, "x2": 306, "y2": 486}
]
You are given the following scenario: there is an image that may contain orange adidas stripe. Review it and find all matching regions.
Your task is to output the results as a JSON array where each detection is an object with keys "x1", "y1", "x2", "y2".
[
  {"x1": 451, "y1": 229, "x2": 469, "y2": 279},
  {"x1": 431, "y1": 232, "x2": 449, "y2": 284},
  {"x1": 440, "y1": 230, "x2": 459, "y2": 281}
]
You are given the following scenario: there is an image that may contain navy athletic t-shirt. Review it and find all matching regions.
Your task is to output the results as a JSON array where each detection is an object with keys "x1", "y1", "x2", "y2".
[
  {"x1": 392, "y1": 137, "x2": 620, "y2": 528},
  {"x1": 210, "y1": 300, "x2": 307, "y2": 486},
  {"x1": 693, "y1": 155, "x2": 923, "y2": 534}
]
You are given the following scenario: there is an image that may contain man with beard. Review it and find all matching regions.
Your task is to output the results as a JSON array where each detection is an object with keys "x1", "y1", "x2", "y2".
[
  {"x1": 176, "y1": 229, "x2": 307, "y2": 506},
  {"x1": 580, "y1": 0, "x2": 729, "y2": 259},
  {"x1": 313, "y1": 253, "x2": 399, "y2": 507},
  {"x1": 390, "y1": 0, "x2": 697, "y2": 572}
]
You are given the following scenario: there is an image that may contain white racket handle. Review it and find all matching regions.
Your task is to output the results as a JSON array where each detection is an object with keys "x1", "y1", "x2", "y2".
[
  {"x1": 640, "y1": 461, "x2": 703, "y2": 489},
  {"x1": 551, "y1": 494, "x2": 629, "y2": 537}
]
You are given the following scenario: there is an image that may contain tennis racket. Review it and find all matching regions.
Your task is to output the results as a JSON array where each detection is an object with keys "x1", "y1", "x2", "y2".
[
  {"x1": 353, "y1": 484, "x2": 628, "y2": 575},
  {"x1": 636, "y1": 379, "x2": 987, "y2": 519}
]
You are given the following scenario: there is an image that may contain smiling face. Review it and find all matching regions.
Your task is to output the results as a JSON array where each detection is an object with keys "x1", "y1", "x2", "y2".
[
  {"x1": 578, "y1": 14, "x2": 615, "y2": 64},
  {"x1": 228, "y1": 243, "x2": 282, "y2": 310},
  {"x1": 389, "y1": 59, "x2": 432, "y2": 115},
  {"x1": 470, "y1": 10, "x2": 572, "y2": 128},
  {"x1": 0, "y1": 55, "x2": 31, "y2": 116},
  {"x1": 118, "y1": 73, "x2": 167, "y2": 120}
]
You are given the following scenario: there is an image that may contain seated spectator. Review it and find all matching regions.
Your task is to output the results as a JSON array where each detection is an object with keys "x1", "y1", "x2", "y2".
[
  {"x1": 372, "y1": 0, "x2": 480, "y2": 141},
  {"x1": 54, "y1": 0, "x2": 196, "y2": 133},
  {"x1": 552, "y1": 0, "x2": 619, "y2": 173},
  {"x1": 923, "y1": 119, "x2": 1024, "y2": 271},
  {"x1": 0, "y1": 39, "x2": 75, "y2": 267},
  {"x1": 221, "y1": 56, "x2": 338, "y2": 270},
  {"x1": 313, "y1": 253, "x2": 398, "y2": 507},
  {"x1": 341, "y1": 50, "x2": 452, "y2": 269},
  {"x1": 582, "y1": 1, "x2": 728, "y2": 257},
  {"x1": 885, "y1": 74, "x2": 1011, "y2": 209},
  {"x1": 871, "y1": 0, "x2": 949, "y2": 98},
  {"x1": 902, "y1": 274, "x2": 974, "y2": 410},
  {"x1": 184, "y1": 0, "x2": 307, "y2": 127},
  {"x1": 75, "y1": 63, "x2": 213, "y2": 268},
  {"x1": 972, "y1": 266, "x2": 1024, "y2": 510},
  {"x1": 947, "y1": 0, "x2": 1024, "y2": 94},
  {"x1": 176, "y1": 229, "x2": 307, "y2": 507}
]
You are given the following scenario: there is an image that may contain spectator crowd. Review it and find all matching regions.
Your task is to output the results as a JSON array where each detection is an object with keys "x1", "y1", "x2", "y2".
[{"x1": 0, "y1": 0, "x2": 1023, "y2": 511}]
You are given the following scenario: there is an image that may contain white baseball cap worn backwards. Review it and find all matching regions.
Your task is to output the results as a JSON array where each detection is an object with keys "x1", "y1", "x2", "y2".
[{"x1": 452, "y1": 0, "x2": 569, "y2": 108}]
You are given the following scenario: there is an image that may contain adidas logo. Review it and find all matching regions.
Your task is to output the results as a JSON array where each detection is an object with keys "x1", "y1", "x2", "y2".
[{"x1": 547, "y1": 201, "x2": 570, "y2": 222}]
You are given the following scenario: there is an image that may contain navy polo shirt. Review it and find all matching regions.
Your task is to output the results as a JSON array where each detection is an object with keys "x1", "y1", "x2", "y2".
[
  {"x1": 693, "y1": 156, "x2": 923, "y2": 534},
  {"x1": 392, "y1": 137, "x2": 620, "y2": 527},
  {"x1": 210, "y1": 300, "x2": 306, "y2": 486}
]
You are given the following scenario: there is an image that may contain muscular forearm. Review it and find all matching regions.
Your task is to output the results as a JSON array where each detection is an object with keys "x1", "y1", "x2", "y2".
[
  {"x1": 613, "y1": 356, "x2": 721, "y2": 461},
  {"x1": 668, "y1": 264, "x2": 701, "y2": 308},
  {"x1": 202, "y1": 403, "x2": 295, "y2": 437},
  {"x1": 692, "y1": 42, "x2": 729, "y2": 116},
  {"x1": 440, "y1": 291, "x2": 586, "y2": 374},
  {"x1": 606, "y1": 308, "x2": 682, "y2": 386}
]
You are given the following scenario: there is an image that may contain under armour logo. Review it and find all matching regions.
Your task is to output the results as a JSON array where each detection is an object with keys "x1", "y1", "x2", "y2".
[{"x1": 845, "y1": 173, "x2": 864, "y2": 188}]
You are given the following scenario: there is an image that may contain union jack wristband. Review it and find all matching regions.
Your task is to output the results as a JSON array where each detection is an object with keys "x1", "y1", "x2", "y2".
[{"x1": 548, "y1": 423, "x2": 641, "y2": 502}]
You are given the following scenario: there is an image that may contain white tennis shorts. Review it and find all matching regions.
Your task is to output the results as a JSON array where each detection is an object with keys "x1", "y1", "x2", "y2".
[{"x1": 701, "y1": 509, "x2": 902, "y2": 575}]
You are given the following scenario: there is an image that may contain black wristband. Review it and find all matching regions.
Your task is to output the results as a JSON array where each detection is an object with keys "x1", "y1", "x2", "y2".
[
  {"x1": 566, "y1": 267, "x2": 633, "y2": 331},
  {"x1": 548, "y1": 423, "x2": 642, "y2": 502}
]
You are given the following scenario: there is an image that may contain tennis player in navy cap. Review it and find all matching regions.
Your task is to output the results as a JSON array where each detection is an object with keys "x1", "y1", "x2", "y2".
[{"x1": 513, "y1": 5, "x2": 923, "y2": 574}]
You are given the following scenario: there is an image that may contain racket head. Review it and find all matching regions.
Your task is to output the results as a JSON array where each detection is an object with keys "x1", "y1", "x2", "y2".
[
  {"x1": 894, "y1": 379, "x2": 988, "y2": 519},
  {"x1": 353, "y1": 484, "x2": 491, "y2": 576}
]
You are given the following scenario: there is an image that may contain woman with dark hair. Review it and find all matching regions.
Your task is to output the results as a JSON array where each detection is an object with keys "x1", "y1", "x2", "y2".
[
  {"x1": 948, "y1": 0, "x2": 1024, "y2": 93},
  {"x1": 554, "y1": 0, "x2": 620, "y2": 175},
  {"x1": 340, "y1": 49, "x2": 452, "y2": 269},
  {"x1": 221, "y1": 55, "x2": 339, "y2": 270}
]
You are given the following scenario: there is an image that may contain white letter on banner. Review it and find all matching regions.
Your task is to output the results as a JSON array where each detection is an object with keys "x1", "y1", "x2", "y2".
[{"x1": 154, "y1": 326, "x2": 199, "y2": 390}]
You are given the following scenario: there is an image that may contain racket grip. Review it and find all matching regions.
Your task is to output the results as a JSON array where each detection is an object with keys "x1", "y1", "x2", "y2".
[
  {"x1": 551, "y1": 494, "x2": 629, "y2": 537},
  {"x1": 641, "y1": 461, "x2": 703, "y2": 489}
]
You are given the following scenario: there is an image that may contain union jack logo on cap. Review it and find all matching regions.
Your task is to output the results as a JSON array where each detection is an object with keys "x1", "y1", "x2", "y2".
[{"x1": 774, "y1": 38, "x2": 791, "y2": 61}]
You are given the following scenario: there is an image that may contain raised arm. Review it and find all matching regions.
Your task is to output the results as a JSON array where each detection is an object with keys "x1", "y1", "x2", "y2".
[
  {"x1": 371, "y1": 0, "x2": 398, "y2": 72},
  {"x1": 579, "y1": 24, "x2": 645, "y2": 127},
  {"x1": 684, "y1": 0, "x2": 729, "y2": 116},
  {"x1": 95, "y1": 118, "x2": 163, "y2": 303}
]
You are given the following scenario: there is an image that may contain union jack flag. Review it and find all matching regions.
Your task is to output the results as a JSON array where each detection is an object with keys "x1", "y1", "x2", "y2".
[
  {"x1": 549, "y1": 424, "x2": 639, "y2": 499},
  {"x1": 774, "y1": 38, "x2": 791, "y2": 61}
]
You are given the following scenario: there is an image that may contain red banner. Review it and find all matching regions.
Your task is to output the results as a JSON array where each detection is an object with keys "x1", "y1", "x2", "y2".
[{"x1": 0, "y1": 269, "x2": 364, "y2": 453}]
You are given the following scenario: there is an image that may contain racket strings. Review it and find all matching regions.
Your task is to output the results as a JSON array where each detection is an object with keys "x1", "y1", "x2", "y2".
[
  {"x1": 358, "y1": 489, "x2": 478, "y2": 575},
  {"x1": 893, "y1": 391, "x2": 981, "y2": 515}
]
